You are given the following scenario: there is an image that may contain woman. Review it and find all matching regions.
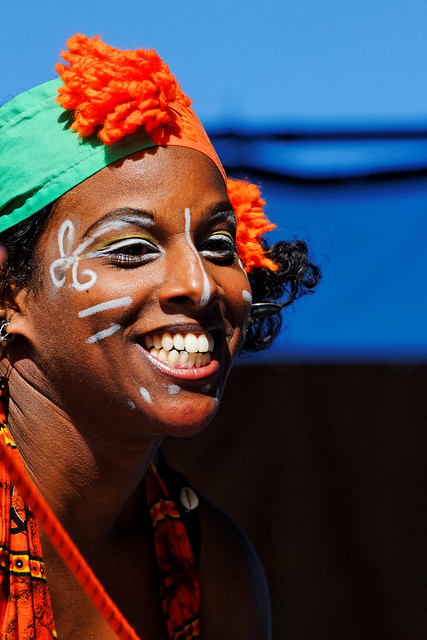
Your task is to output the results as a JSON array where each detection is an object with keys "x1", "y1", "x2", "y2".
[{"x1": 0, "y1": 35, "x2": 320, "y2": 639}]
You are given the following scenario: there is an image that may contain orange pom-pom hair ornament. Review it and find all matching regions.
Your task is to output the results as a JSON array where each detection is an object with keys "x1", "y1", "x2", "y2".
[
  {"x1": 0, "y1": 34, "x2": 277, "y2": 272},
  {"x1": 55, "y1": 34, "x2": 194, "y2": 145}
]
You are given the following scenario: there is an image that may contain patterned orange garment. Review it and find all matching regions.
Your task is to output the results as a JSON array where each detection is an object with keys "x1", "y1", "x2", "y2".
[{"x1": 0, "y1": 401, "x2": 200, "y2": 639}]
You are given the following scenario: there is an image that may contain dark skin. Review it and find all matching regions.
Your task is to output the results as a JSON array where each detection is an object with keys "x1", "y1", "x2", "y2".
[{"x1": 0, "y1": 146, "x2": 271, "y2": 639}]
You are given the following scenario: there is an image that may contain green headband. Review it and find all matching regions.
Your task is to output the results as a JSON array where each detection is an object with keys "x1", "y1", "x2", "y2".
[{"x1": 0, "y1": 78, "x2": 157, "y2": 233}]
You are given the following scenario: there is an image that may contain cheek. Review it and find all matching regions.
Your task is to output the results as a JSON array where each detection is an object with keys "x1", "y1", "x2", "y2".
[{"x1": 223, "y1": 269, "x2": 252, "y2": 325}]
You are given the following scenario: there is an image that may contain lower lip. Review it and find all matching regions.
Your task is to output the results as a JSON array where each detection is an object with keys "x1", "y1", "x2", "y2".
[{"x1": 139, "y1": 345, "x2": 220, "y2": 380}]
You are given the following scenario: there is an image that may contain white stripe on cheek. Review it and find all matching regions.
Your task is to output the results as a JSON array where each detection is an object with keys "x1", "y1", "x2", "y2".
[
  {"x1": 242, "y1": 290, "x2": 253, "y2": 304},
  {"x1": 237, "y1": 256, "x2": 246, "y2": 273},
  {"x1": 78, "y1": 297, "x2": 133, "y2": 318},
  {"x1": 184, "y1": 208, "x2": 211, "y2": 306},
  {"x1": 139, "y1": 387, "x2": 152, "y2": 404},
  {"x1": 86, "y1": 324, "x2": 121, "y2": 343}
]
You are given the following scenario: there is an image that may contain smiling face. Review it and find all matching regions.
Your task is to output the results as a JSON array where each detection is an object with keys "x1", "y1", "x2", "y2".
[{"x1": 16, "y1": 146, "x2": 251, "y2": 437}]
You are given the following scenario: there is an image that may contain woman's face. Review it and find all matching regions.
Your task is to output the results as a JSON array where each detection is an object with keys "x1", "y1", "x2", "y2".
[{"x1": 18, "y1": 146, "x2": 251, "y2": 436}]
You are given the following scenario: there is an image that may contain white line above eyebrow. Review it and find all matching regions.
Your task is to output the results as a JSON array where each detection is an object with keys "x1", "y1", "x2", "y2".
[
  {"x1": 78, "y1": 297, "x2": 133, "y2": 318},
  {"x1": 86, "y1": 324, "x2": 121, "y2": 343},
  {"x1": 184, "y1": 207, "x2": 211, "y2": 306},
  {"x1": 88, "y1": 214, "x2": 155, "y2": 240}
]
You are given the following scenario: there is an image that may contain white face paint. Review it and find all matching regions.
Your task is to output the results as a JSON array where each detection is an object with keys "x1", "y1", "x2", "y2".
[
  {"x1": 128, "y1": 400, "x2": 136, "y2": 410},
  {"x1": 78, "y1": 297, "x2": 133, "y2": 318},
  {"x1": 184, "y1": 208, "x2": 211, "y2": 306},
  {"x1": 50, "y1": 223, "x2": 136, "y2": 344},
  {"x1": 50, "y1": 215, "x2": 156, "y2": 291},
  {"x1": 86, "y1": 323, "x2": 121, "y2": 344},
  {"x1": 168, "y1": 384, "x2": 181, "y2": 396},
  {"x1": 50, "y1": 220, "x2": 97, "y2": 290},
  {"x1": 237, "y1": 256, "x2": 246, "y2": 273},
  {"x1": 242, "y1": 289, "x2": 253, "y2": 304},
  {"x1": 139, "y1": 387, "x2": 152, "y2": 404}
]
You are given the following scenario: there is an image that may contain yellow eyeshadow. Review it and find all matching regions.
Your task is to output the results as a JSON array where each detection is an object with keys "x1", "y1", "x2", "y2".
[
  {"x1": 89, "y1": 233, "x2": 157, "y2": 253},
  {"x1": 211, "y1": 230, "x2": 234, "y2": 241}
]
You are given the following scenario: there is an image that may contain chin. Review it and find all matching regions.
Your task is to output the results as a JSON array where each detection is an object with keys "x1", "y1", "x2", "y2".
[{"x1": 147, "y1": 394, "x2": 221, "y2": 438}]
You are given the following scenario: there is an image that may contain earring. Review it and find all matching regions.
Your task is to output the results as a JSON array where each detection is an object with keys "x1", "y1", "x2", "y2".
[
  {"x1": 249, "y1": 302, "x2": 283, "y2": 320},
  {"x1": 0, "y1": 321, "x2": 14, "y2": 343}
]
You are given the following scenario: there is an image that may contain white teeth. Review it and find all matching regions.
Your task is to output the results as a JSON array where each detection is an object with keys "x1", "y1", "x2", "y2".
[
  {"x1": 195, "y1": 353, "x2": 203, "y2": 368},
  {"x1": 161, "y1": 332, "x2": 174, "y2": 351},
  {"x1": 197, "y1": 334, "x2": 209, "y2": 352},
  {"x1": 184, "y1": 334, "x2": 199, "y2": 353},
  {"x1": 152, "y1": 334, "x2": 162, "y2": 349},
  {"x1": 179, "y1": 351, "x2": 189, "y2": 365},
  {"x1": 207, "y1": 334, "x2": 214, "y2": 352},
  {"x1": 146, "y1": 331, "x2": 215, "y2": 369},
  {"x1": 187, "y1": 353, "x2": 196, "y2": 368},
  {"x1": 168, "y1": 349, "x2": 179, "y2": 368},
  {"x1": 157, "y1": 348, "x2": 168, "y2": 363},
  {"x1": 173, "y1": 333, "x2": 185, "y2": 351},
  {"x1": 145, "y1": 334, "x2": 153, "y2": 349}
]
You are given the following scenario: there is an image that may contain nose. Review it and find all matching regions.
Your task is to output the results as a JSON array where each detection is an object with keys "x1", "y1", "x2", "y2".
[{"x1": 159, "y1": 211, "x2": 222, "y2": 311}]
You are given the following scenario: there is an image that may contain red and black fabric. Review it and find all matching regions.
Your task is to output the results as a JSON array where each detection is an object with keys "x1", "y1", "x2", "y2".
[{"x1": 0, "y1": 382, "x2": 200, "y2": 639}]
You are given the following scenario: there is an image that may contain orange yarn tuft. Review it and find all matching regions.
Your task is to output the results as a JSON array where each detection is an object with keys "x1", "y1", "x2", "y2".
[
  {"x1": 56, "y1": 34, "x2": 194, "y2": 145},
  {"x1": 227, "y1": 178, "x2": 278, "y2": 272}
]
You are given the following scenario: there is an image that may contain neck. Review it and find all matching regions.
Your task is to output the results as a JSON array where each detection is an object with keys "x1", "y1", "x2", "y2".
[{"x1": 0, "y1": 351, "x2": 162, "y2": 554}]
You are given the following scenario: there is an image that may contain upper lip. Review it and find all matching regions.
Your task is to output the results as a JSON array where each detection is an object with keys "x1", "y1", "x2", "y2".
[{"x1": 139, "y1": 321, "x2": 223, "y2": 337}]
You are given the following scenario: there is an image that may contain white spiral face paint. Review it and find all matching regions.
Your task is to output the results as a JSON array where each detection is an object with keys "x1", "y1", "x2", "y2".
[
  {"x1": 50, "y1": 216, "x2": 154, "y2": 291},
  {"x1": 50, "y1": 222, "x2": 136, "y2": 344},
  {"x1": 184, "y1": 208, "x2": 211, "y2": 306},
  {"x1": 139, "y1": 387, "x2": 152, "y2": 404},
  {"x1": 242, "y1": 290, "x2": 253, "y2": 304},
  {"x1": 168, "y1": 384, "x2": 181, "y2": 396},
  {"x1": 78, "y1": 297, "x2": 133, "y2": 318},
  {"x1": 50, "y1": 220, "x2": 97, "y2": 290},
  {"x1": 86, "y1": 323, "x2": 121, "y2": 344}
]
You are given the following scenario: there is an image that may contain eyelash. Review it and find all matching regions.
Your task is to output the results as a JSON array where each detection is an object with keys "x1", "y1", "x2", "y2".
[
  {"x1": 92, "y1": 237, "x2": 161, "y2": 266},
  {"x1": 91, "y1": 231, "x2": 237, "y2": 267},
  {"x1": 199, "y1": 232, "x2": 237, "y2": 263}
]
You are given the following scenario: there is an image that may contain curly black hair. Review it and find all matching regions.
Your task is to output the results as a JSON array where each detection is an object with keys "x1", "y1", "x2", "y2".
[
  {"x1": 242, "y1": 237, "x2": 321, "y2": 352},
  {"x1": 0, "y1": 205, "x2": 53, "y2": 305},
  {"x1": 0, "y1": 206, "x2": 321, "y2": 353}
]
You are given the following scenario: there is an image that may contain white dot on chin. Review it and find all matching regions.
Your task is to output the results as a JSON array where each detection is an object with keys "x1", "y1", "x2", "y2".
[
  {"x1": 168, "y1": 384, "x2": 181, "y2": 396},
  {"x1": 139, "y1": 387, "x2": 152, "y2": 404}
]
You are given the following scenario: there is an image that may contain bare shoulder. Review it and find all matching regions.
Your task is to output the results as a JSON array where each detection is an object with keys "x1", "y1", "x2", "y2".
[{"x1": 197, "y1": 494, "x2": 272, "y2": 640}]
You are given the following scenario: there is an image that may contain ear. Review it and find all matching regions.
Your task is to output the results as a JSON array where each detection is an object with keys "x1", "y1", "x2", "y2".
[{"x1": 2, "y1": 286, "x2": 34, "y2": 341}]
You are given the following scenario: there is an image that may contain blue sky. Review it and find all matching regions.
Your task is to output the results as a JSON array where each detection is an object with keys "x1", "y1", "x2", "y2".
[{"x1": 2, "y1": 0, "x2": 427, "y2": 127}]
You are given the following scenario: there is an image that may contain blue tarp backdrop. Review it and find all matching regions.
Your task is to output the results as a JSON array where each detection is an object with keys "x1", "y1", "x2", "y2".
[{"x1": 213, "y1": 130, "x2": 427, "y2": 363}]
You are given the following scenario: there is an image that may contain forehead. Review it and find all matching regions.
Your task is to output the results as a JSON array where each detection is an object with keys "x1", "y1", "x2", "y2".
[{"x1": 50, "y1": 146, "x2": 228, "y2": 232}]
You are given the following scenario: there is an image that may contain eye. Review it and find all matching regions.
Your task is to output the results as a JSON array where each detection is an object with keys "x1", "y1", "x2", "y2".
[
  {"x1": 199, "y1": 231, "x2": 237, "y2": 264},
  {"x1": 89, "y1": 237, "x2": 162, "y2": 267}
]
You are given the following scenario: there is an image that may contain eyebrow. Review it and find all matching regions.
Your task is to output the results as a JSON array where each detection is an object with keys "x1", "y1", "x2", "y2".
[
  {"x1": 83, "y1": 208, "x2": 155, "y2": 238},
  {"x1": 205, "y1": 203, "x2": 236, "y2": 226}
]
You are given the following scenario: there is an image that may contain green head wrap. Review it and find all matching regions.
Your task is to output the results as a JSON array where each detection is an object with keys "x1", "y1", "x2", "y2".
[{"x1": 0, "y1": 79, "x2": 156, "y2": 233}]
